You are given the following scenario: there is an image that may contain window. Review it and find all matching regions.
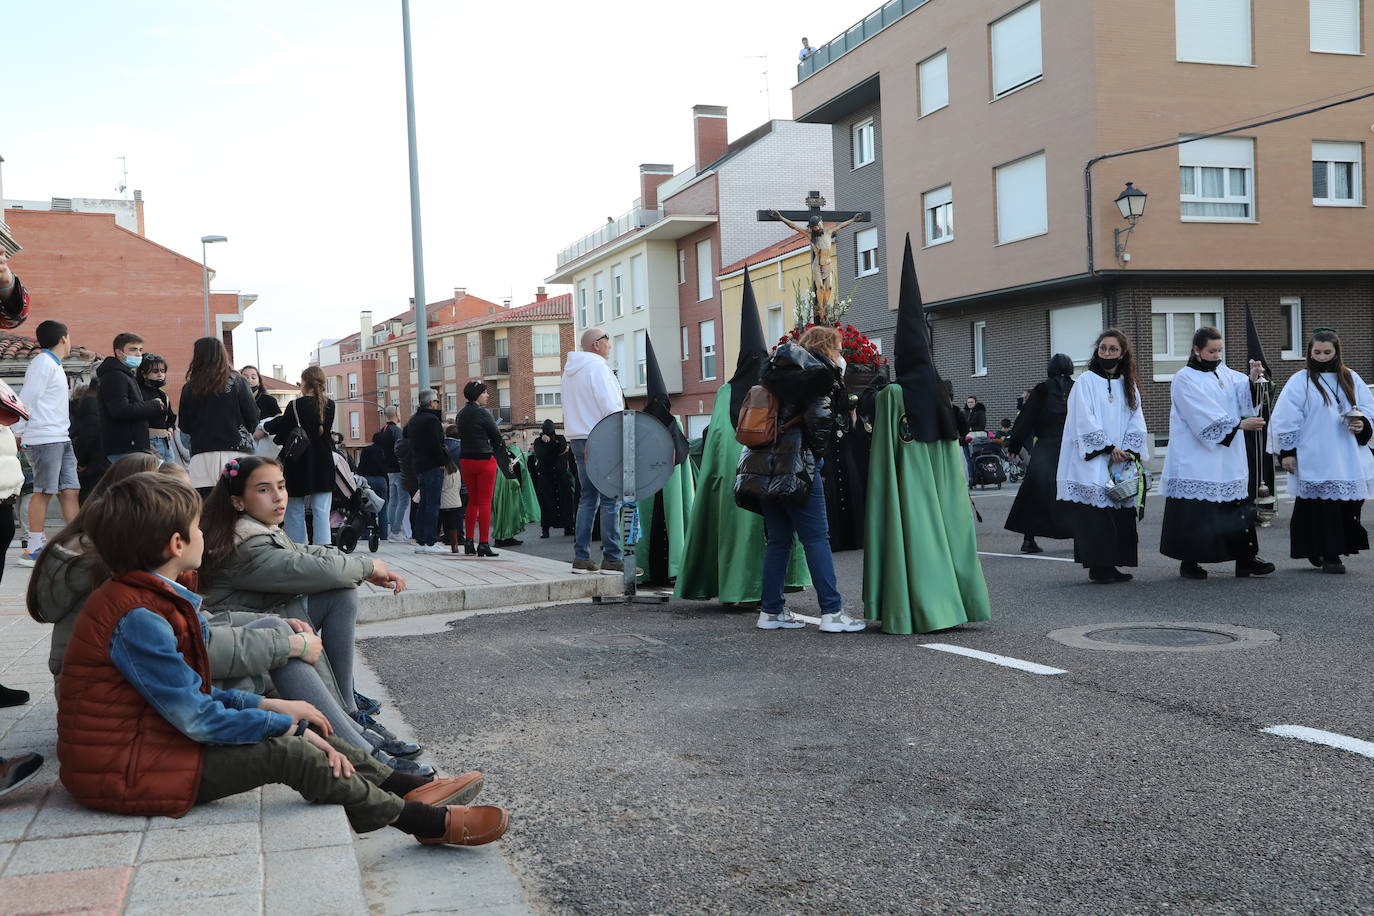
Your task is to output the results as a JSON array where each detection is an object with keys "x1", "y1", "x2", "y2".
[
  {"x1": 349, "y1": 411, "x2": 360, "y2": 440},
  {"x1": 871, "y1": 337, "x2": 882, "y2": 354},
  {"x1": 577, "y1": 280, "x2": 588, "y2": 327},
  {"x1": 444, "y1": 393, "x2": 457, "y2": 415},
  {"x1": 990, "y1": 2, "x2": 1042, "y2": 97},
  {"x1": 347, "y1": 373, "x2": 358, "y2": 399},
  {"x1": 681, "y1": 326, "x2": 690, "y2": 361},
  {"x1": 442, "y1": 338, "x2": 455, "y2": 366},
  {"x1": 700, "y1": 319, "x2": 717, "y2": 380},
  {"x1": 972, "y1": 322, "x2": 988, "y2": 376},
  {"x1": 533, "y1": 330, "x2": 560, "y2": 357},
  {"x1": 1312, "y1": 0, "x2": 1361, "y2": 53},
  {"x1": 466, "y1": 334, "x2": 480, "y2": 363},
  {"x1": 593, "y1": 272, "x2": 606, "y2": 323},
  {"x1": 1280, "y1": 298, "x2": 1303, "y2": 360},
  {"x1": 923, "y1": 184, "x2": 954, "y2": 246},
  {"x1": 1179, "y1": 136, "x2": 1254, "y2": 220},
  {"x1": 918, "y1": 51, "x2": 949, "y2": 117},
  {"x1": 535, "y1": 385, "x2": 562, "y2": 407},
  {"x1": 326, "y1": 376, "x2": 338, "y2": 398},
  {"x1": 855, "y1": 226, "x2": 880, "y2": 276},
  {"x1": 696, "y1": 239, "x2": 712, "y2": 301},
  {"x1": 408, "y1": 352, "x2": 417, "y2": 371},
  {"x1": 612, "y1": 263, "x2": 625, "y2": 318},
  {"x1": 1175, "y1": 0, "x2": 1252, "y2": 65},
  {"x1": 376, "y1": 370, "x2": 386, "y2": 392},
  {"x1": 1151, "y1": 298, "x2": 1223, "y2": 378},
  {"x1": 995, "y1": 152, "x2": 1048, "y2": 243},
  {"x1": 678, "y1": 249, "x2": 686, "y2": 284},
  {"x1": 766, "y1": 305, "x2": 785, "y2": 344},
  {"x1": 1313, "y1": 141, "x2": 1363, "y2": 205},
  {"x1": 613, "y1": 334, "x2": 627, "y2": 385},
  {"x1": 1049, "y1": 303, "x2": 1104, "y2": 366},
  {"x1": 494, "y1": 337, "x2": 508, "y2": 358},
  {"x1": 634, "y1": 329, "x2": 648, "y2": 387},
  {"x1": 388, "y1": 353, "x2": 398, "y2": 374},
  {"x1": 852, "y1": 118, "x2": 876, "y2": 168},
  {"x1": 630, "y1": 254, "x2": 647, "y2": 311}
]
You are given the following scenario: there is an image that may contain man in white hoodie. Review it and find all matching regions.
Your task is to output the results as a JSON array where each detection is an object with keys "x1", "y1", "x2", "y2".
[
  {"x1": 561, "y1": 327, "x2": 625, "y2": 574},
  {"x1": 14, "y1": 319, "x2": 78, "y2": 566}
]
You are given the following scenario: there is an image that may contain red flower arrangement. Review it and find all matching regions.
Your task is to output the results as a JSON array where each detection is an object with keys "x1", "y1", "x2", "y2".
[{"x1": 775, "y1": 322, "x2": 887, "y2": 372}]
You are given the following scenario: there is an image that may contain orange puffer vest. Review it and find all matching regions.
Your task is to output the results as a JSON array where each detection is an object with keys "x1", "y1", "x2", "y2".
[{"x1": 57, "y1": 571, "x2": 208, "y2": 817}]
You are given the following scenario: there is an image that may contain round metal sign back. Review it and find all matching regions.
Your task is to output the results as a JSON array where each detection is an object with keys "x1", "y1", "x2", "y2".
[{"x1": 585, "y1": 411, "x2": 676, "y2": 501}]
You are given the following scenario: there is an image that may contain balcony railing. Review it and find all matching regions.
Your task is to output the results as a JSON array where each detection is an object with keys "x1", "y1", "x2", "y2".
[
  {"x1": 556, "y1": 206, "x2": 663, "y2": 268},
  {"x1": 481, "y1": 356, "x2": 509, "y2": 376},
  {"x1": 797, "y1": 0, "x2": 931, "y2": 82},
  {"x1": 487, "y1": 407, "x2": 512, "y2": 424}
]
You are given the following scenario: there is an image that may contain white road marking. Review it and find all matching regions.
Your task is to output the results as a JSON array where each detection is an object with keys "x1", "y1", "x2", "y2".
[
  {"x1": 794, "y1": 613, "x2": 822, "y2": 625},
  {"x1": 1262, "y1": 725, "x2": 1374, "y2": 760},
  {"x1": 920, "y1": 642, "x2": 1067, "y2": 675},
  {"x1": 978, "y1": 551, "x2": 1076, "y2": 563}
]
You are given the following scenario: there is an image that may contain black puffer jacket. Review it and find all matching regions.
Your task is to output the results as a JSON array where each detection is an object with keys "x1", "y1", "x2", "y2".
[
  {"x1": 733, "y1": 344, "x2": 841, "y2": 515},
  {"x1": 96, "y1": 356, "x2": 165, "y2": 458}
]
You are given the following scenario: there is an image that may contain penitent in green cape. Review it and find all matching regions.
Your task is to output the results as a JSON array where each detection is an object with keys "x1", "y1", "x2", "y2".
[
  {"x1": 863, "y1": 237, "x2": 990, "y2": 633},
  {"x1": 491, "y1": 445, "x2": 539, "y2": 541},
  {"x1": 675, "y1": 268, "x2": 809, "y2": 602}
]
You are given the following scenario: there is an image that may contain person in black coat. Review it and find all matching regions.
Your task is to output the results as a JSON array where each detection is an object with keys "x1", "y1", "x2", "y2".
[
  {"x1": 406, "y1": 388, "x2": 450, "y2": 552},
  {"x1": 239, "y1": 365, "x2": 282, "y2": 420},
  {"x1": 178, "y1": 337, "x2": 259, "y2": 493},
  {"x1": 1004, "y1": 353, "x2": 1076, "y2": 553},
  {"x1": 357, "y1": 430, "x2": 391, "y2": 542},
  {"x1": 135, "y1": 354, "x2": 178, "y2": 465},
  {"x1": 96, "y1": 332, "x2": 166, "y2": 463},
  {"x1": 529, "y1": 419, "x2": 574, "y2": 538},
  {"x1": 454, "y1": 381, "x2": 513, "y2": 556},
  {"x1": 265, "y1": 366, "x2": 336, "y2": 545}
]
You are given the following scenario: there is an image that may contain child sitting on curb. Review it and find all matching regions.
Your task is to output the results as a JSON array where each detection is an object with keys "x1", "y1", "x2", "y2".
[{"x1": 55, "y1": 471, "x2": 508, "y2": 845}]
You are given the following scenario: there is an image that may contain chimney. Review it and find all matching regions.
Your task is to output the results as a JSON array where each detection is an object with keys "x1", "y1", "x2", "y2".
[
  {"x1": 359, "y1": 310, "x2": 373, "y2": 352},
  {"x1": 133, "y1": 189, "x2": 145, "y2": 236},
  {"x1": 502, "y1": 297, "x2": 511, "y2": 309},
  {"x1": 639, "y1": 163, "x2": 674, "y2": 211},
  {"x1": 454, "y1": 287, "x2": 467, "y2": 299},
  {"x1": 535, "y1": 286, "x2": 548, "y2": 303},
  {"x1": 692, "y1": 105, "x2": 728, "y2": 172},
  {"x1": 272, "y1": 364, "x2": 284, "y2": 381}
]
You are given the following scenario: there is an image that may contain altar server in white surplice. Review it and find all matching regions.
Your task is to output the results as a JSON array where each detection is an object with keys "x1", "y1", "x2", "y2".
[
  {"x1": 1159, "y1": 326, "x2": 1275, "y2": 580},
  {"x1": 1269, "y1": 328, "x2": 1374, "y2": 574}
]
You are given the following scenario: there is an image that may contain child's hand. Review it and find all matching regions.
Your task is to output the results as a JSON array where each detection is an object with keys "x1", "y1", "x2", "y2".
[
  {"x1": 367, "y1": 560, "x2": 407, "y2": 594},
  {"x1": 261, "y1": 698, "x2": 332, "y2": 736},
  {"x1": 290, "y1": 633, "x2": 323, "y2": 665},
  {"x1": 303, "y1": 729, "x2": 355, "y2": 778},
  {"x1": 284, "y1": 618, "x2": 316, "y2": 635}
]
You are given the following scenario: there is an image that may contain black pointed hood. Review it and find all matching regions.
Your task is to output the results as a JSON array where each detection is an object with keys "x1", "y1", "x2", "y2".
[
  {"x1": 1244, "y1": 302, "x2": 1271, "y2": 378},
  {"x1": 894, "y1": 235, "x2": 959, "y2": 442},
  {"x1": 727, "y1": 265, "x2": 769, "y2": 428},
  {"x1": 644, "y1": 336, "x2": 689, "y2": 464}
]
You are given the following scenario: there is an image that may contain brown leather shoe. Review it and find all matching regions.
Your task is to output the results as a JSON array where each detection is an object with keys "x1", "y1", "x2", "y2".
[
  {"x1": 403, "y1": 771, "x2": 484, "y2": 808},
  {"x1": 417, "y1": 805, "x2": 510, "y2": 846}
]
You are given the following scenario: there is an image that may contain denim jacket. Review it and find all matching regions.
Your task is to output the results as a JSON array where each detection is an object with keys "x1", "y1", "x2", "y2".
[{"x1": 108, "y1": 574, "x2": 294, "y2": 744}]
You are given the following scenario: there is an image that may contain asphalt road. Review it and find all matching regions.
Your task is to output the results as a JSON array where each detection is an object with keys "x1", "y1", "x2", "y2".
[{"x1": 365, "y1": 485, "x2": 1374, "y2": 915}]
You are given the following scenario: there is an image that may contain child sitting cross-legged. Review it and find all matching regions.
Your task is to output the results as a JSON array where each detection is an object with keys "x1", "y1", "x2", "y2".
[{"x1": 55, "y1": 471, "x2": 509, "y2": 845}]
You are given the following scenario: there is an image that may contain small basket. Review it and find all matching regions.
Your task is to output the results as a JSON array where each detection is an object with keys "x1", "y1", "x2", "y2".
[{"x1": 1105, "y1": 460, "x2": 1143, "y2": 506}]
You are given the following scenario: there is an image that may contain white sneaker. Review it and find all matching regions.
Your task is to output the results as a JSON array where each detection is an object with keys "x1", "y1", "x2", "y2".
[
  {"x1": 414, "y1": 544, "x2": 447, "y2": 555},
  {"x1": 16, "y1": 548, "x2": 41, "y2": 568},
  {"x1": 818, "y1": 611, "x2": 866, "y2": 633},
  {"x1": 756, "y1": 609, "x2": 806, "y2": 630}
]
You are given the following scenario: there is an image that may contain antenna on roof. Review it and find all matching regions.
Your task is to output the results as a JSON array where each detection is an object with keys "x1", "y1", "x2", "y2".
[
  {"x1": 114, "y1": 156, "x2": 128, "y2": 198},
  {"x1": 745, "y1": 55, "x2": 771, "y2": 120}
]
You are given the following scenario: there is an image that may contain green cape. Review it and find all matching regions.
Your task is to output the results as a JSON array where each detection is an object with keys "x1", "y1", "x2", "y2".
[
  {"x1": 862, "y1": 384, "x2": 992, "y2": 633},
  {"x1": 491, "y1": 445, "x2": 539, "y2": 540},
  {"x1": 674, "y1": 383, "x2": 810, "y2": 602},
  {"x1": 637, "y1": 448, "x2": 697, "y2": 585}
]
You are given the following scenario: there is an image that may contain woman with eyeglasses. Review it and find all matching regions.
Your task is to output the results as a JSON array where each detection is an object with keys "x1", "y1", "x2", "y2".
[{"x1": 136, "y1": 354, "x2": 179, "y2": 465}]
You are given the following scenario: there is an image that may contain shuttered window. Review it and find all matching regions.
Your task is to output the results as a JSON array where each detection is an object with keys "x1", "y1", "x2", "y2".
[
  {"x1": 1176, "y1": 0, "x2": 1252, "y2": 65},
  {"x1": 990, "y1": 2, "x2": 1042, "y2": 97},
  {"x1": 995, "y1": 153, "x2": 1048, "y2": 244},
  {"x1": 1311, "y1": 0, "x2": 1361, "y2": 53},
  {"x1": 919, "y1": 51, "x2": 949, "y2": 116}
]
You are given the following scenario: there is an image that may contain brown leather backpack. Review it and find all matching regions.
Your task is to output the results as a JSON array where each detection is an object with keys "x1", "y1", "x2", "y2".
[{"x1": 734, "y1": 384, "x2": 801, "y2": 448}]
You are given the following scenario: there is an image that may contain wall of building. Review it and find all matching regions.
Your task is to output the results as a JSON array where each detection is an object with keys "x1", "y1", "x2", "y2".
[
  {"x1": 675, "y1": 224, "x2": 723, "y2": 426},
  {"x1": 830, "y1": 97, "x2": 892, "y2": 349}
]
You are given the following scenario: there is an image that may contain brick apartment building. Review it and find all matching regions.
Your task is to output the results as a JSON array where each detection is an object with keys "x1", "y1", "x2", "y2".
[
  {"x1": 547, "y1": 105, "x2": 832, "y2": 436},
  {"x1": 793, "y1": 0, "x2": 1374, "y2": 441},
  {"x1": 1, "y1": 192, "x2": 256, "y2": 407}
]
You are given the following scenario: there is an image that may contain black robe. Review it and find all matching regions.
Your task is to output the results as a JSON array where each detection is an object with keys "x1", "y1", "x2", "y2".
[
  {"x1": 1004, "y1": 380, "x2": 1073, "y2": 539},
  {"x1": 529, "y1": 434, "x2": 575, "y2": 533}
]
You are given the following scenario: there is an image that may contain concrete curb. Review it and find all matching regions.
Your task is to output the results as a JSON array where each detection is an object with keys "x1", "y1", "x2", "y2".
[{"x1": 358, "y1": 573, "x2": 621, "y2": 623}]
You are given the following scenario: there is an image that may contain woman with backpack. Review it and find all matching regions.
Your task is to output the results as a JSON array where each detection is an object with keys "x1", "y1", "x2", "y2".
[
  {"x1": 733, "y1": 326, "x2": 864, "y2": 634},
  {"x1": 265, "y1": 366, "x2": 336, "y2": 545}
]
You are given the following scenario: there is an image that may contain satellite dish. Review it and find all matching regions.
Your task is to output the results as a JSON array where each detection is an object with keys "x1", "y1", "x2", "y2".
[{"x1": 585, "y1": 410, "x2": 675, "y2": 501}]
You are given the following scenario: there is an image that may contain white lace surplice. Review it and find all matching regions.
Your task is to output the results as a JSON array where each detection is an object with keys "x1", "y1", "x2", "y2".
[
  {"x1": 1161, "y1": 365, "x2": 1254, "y2": 503},
  {"x1": 1268, "y1": 369, "x2": 1374, "y2": 501},
  {"x1": 1056, "y1": 370, "x2": 1149, "y2": 508}
]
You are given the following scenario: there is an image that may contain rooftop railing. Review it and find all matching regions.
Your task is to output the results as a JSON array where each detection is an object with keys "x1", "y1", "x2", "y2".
[
  {"x1": 796, "y1": 0, "x2": 932, "y2": 82},
  {"x1": 556, "y1": 206, "x2": 663, "y2": 268}
]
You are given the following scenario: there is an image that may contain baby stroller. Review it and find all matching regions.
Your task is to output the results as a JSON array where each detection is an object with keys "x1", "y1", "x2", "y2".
[
  {"x1": 331, "y1": 451, "x2": 382, "y2": 554},
  {"x1": 967, "y1": 432, "x2": 1008, "y2": 489}
]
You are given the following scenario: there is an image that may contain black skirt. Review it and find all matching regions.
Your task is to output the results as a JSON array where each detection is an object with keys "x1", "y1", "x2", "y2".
[
  {"x1": 1005, "y1": 434, "x2": 1072, "y2": 539},
  {"x1": 1289, "y1": 498, "x2": 1368, "y2": 560},
  {"x1": 1066, "y1": 502, "x2": 1138, "y2": 569},
  {"x1": 1160, "y1": 497, "x2": 1258, "y2": 563}
]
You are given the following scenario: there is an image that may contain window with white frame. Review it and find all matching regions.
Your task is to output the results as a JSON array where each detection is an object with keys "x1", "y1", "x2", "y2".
[
  {"x1": 1311, "y1": 0, "x2": 1360, "y2": 53},
  {"x1": 919, "y1": 51, "x2": 949, "y2": 117},
  {"x1": 678, "y1": 249, "x2": 686, "y2": 285},
  {"x1": 1151, "y1": 298, "x2": 1223, "y2": 378},
  {"x1": 593, "y1": 272, "x2": 606, "y2": 323},
  {"x1": 376, "y1": 370, "x2": 386, "y2": 392},
  {"x1": 972, "y1": 321, "x2": 988, "y2": 376},
  {"x1": 766, "y1": 305, "x2": 785, "y2": 344},
  {"x1": 1049, "y1": 303, "x2": 1104, "y2": 366},
  {"x1": 442, "y1": 338, "x2": 455, "y2": 365},
  {"x1": 577, "y1": 280, "x2": 588, "y2": 327},
  {"x1": 990, "y1": 2, "x2": 1042, "y2": 98},
  {"x1": 1280, "y1": 298, "x2": 1303, "y2": 359},
  {"x1": 535, "y1": 385, "x2": 562, "y2": 407},
  {"x1": 349, "y1": 411, "x2": 360, "y2": 440},
  {"x1": 1313, "y1": 141, "x2": 1363, "y2": 205},
  {"x1": 995, "y1": 152, "x2": 1048, "y2": 243},
  {"x1": 634, "y1": 329, "x2": 648, "y2": 387},
  {"x1": 1179, "y1": 136, "x2": 1255, "y2": 220},
  {"x1": 1175, "y1": 0, "x2": 1252, "y2": 65},
  {"x1": 326, "y1": 376, "x2": 338, "y2": 398},
  {"x1": 855, "y1": 226, "x2": 880, "y2": 276},
  {"x1": 681, "y1": 325, "x2": 690, "y2": 361},
  {"x1": 611, "y1": 263, "x2": 625, "y2": 318},
  {"x1": 612, "y1": 334, "x2": 627, "y2": 385},
  {"x1": 630, "y1": 254, "x2": 647, "y2": 310},
  {"x1": 700, "y1": 319, "x2": 717, "y2": 380},
  {"x1": 444, "y1": 392, "x2": 457, "y2": 415},
  {"x1": 494, "y1": 337, "x2": 508, "y2": 358},
  {"x1": 408, "y1": 352, "x2": 417, "y2": 371},
  {"x1": 852, "y1": 118, "x2": 876, "y2": 168},
  {"x1": 466, "y1": 334, "x2": 480, "y2": 363},
  {"x1": 388, "y1": 353, "x2": 398, "y2": 374},
  {"x1": 924, "y1": 184, "x2": 954, "y2": 246},
  {"x1": 532, "y1": 329, "x2": 560, "y2": 357},
  {"x1": 696, "y1": 239, "x2": 712, "y2": 301},
  {"x1": 347, "y1": 373, "x2": 358, "y2": 399}
]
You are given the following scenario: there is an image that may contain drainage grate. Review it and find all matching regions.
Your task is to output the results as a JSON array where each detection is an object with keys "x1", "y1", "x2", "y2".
[
  {"x1": 1047, "y1": 621, "x2": 1278, "y2": 654},
  {"x1": 561, "y1": 633, "x2": 665, "y2": 650}
]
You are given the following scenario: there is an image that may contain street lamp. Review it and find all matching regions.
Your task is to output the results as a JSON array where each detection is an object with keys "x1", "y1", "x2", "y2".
[
  {"x1": 1113, "y1": 182, "x2": 1147, "y2": 265},
  {"x1": 254, "y1": 326, "x2": 272, "y2": 369},
  {"x1": 200, "y1": 235, "x2": 228, "y2": 337}
]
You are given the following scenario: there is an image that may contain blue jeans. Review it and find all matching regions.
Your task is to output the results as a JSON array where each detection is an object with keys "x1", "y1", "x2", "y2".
[
  {"x1": 569, "y1": 438, "x2": 620, "y2": 562},
  {"x1": 285, "y1": 491, "x2": 332, "y2": 545},
  {"x1": 364, "y1": 475, "x2": 388, "y2": 539},
  {"x1": 415, "y1": 467, "x2": 444, "y2": 546},
  {"x1": 150, "y1": 438, "x2": 176, "y2": 464},
  {"x1": 386, "y1": 472, "x2": 408, "y2": 535},
  {"x1": 760, "y1": 467, "x2": 841, "y2": 616}
]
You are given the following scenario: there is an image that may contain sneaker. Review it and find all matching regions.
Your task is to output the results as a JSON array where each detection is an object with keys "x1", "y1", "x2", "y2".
[
  {"x1": 16, "y1": 549, "x2": 40, "y2": 568},
  {"x1": 353, "y1": 712, "x2": 422, "y2": 758},
  {"x1": 756, "y1": 609, "x2": 806, "y2": 630},
  {"x1": 818, "y1": 611, "x2": 867, "y2": 633},
  {"x1": 414, "y1": 544, "x2": 447, "y2": 555},
  {"x1": 373, "y1": 748, "x2": 436, "y2": 779},
  {"x1": 354, "y1": 691, "x2": 382, "y2": 717},
  {"x1": 599, "y1": 557, "x2": 624, "y2": 575},
  {"x1": 571, "y1": 558, "x2": 598, "y2": 574},
  {"x1": 0, "y1": 753, "x2": 44, "y2": 797}
]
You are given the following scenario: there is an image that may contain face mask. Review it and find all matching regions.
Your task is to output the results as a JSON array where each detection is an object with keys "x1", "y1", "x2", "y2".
[
  {"x1": 145, "y1": 378, "x2": 166, "y2": 388},
  {"x1": 1095, "y1": 356, "x2": 1121, "y2": 371},
  {"x1": 1195, "y1": 357, "x2": 1221, "y2": 371},
  {"x1": 834, "y1": 355, "x2": 847, "y2": 375},
  {"x1": 123, "y1": 355, "x2": 142, "y2": 369}
]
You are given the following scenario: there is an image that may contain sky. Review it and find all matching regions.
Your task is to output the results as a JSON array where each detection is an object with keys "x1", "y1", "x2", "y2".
[{"x1": 3, "y1": 0, "x2": 870, "y2": 379}]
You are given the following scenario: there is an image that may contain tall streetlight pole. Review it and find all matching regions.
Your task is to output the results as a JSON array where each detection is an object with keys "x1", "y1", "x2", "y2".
[
  {"x1": 254, "y1": 326, "x2": 272, "y2": 369},
  {"x1": 200, "y1": 235, "x2": 228, "y2": 338},
  {"x1": 401, "y1": 0, "x2": 430, "y2": 395}
]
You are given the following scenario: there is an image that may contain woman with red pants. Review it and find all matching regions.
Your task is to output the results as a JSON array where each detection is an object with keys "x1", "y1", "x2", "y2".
[{"x1": 456, "y1": 381, "x2": 512, "y2": 557}]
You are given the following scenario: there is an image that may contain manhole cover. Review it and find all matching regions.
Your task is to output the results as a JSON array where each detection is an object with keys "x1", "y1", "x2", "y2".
[
  {"x1": 1047, "y1": 621, "x2": 1278, "y2": 654},
  {"x1": 560, "y1": 633, "x2": 665, "y2": 650}
]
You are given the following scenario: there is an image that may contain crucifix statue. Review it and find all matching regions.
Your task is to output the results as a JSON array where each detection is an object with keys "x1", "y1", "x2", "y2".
[{"x1": 758, "y1": 192, "x2": 870, "y2": 324}]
